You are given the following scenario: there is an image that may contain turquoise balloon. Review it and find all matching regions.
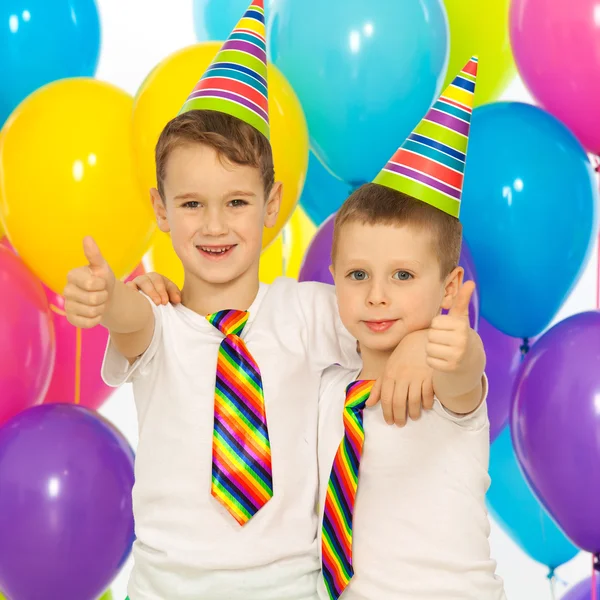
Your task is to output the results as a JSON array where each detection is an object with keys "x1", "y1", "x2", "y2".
[
  {"x1": 268, "y1": 0, "x2": 449, "y2": 185},
  {"x1": 193, "y1": 0, "x2": 260, "y2": 41},
  {"x1": 300, "y1": 152, "x2": 352, "y2": 225},
  {"x1": 0, "y1": 0, "x2": 101, "y2": 127},
  {"x1": 487, "y1": 427, "x2": 579, "y2": 569},
  {"x1": 461, "y1": 102, "x2": 598, "y2": 338}
]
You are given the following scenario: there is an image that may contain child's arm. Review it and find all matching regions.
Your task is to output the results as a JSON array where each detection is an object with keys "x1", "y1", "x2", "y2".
[
  {"x1": 426, "y1": 281, "x2": 485, "y2": 414},
  {"x1": 64, "y1": 237, "x2": 154, "y2": 361}
]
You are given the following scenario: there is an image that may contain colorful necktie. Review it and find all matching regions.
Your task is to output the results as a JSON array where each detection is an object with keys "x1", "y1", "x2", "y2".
[
  {"x1": 321, "y1": 379, "x2": 374, "y2": 600},
  {"x1": 206, "y1": 309, "x2": 273, "y2": 525}
]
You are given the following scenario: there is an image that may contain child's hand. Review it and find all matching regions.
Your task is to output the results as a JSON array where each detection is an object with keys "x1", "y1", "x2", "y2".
[
  {"x1": 63, "y1": 237, "x2": 116, "y2": 328},
  {"x1": 367, "y1": 329, "x2": 435, "y2": 427},
  {"x1": 126, "y1": 272, "x2": 182, "y2": 305},
  {"x1": 426, "y1": 281, "x2": 475, "y2": 374}
]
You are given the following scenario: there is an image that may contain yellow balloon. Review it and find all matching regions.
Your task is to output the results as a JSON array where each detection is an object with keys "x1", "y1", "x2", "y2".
[
  {"x1": 132, "y1": 42, "x2": 309, "y2": 250},
  {"x1": 146, "y1": 205, "x2": 316, "y2": 286},
  {"x1": 442, "y1": 0, "x2": 516, "y2": 106},
  {"x1": 0, "y1": 79, "x2": 156, "y2": 294},
  {"x1": 260, "y1": 205, "x2": 316, "y2": 283}
]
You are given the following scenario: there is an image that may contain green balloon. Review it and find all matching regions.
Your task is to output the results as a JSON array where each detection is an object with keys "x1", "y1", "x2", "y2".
[
  {"x1": 442, "y1": 0, "x2": 516, "y2": 106},
  {"x1": 98, "y1": 592, "x2": 113, "y2": 600}
]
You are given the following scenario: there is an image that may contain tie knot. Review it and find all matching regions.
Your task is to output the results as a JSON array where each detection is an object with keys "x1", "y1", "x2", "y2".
[
  {"x1": 206, "y1": 309, "x2": 249, "y2": 337},
  {"x1": 345, "y1": 379, "x2": 374, "y2": 411}
]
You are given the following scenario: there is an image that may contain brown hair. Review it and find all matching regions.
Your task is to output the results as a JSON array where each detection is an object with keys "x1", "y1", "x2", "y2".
[
  {"x1": 332, "y1": 183, "x2": 463, "y2": 278},
  {"x1": 155, "y1": 109, "x2": 275, "y2": 200}
]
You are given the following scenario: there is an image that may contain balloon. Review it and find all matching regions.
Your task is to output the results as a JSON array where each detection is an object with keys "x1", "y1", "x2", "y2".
[
  {"x1": 42, "y1": 264, "x2": 145, "y2": 410},
  {"x1": 193, "y1": 0, "x2": 268, "y2": 41},
  {"x1": 268, "y1": 0, "x2": 448, "y2": 185},
  {"x1": 0, "y1": 0, "x2": 101, "y2": 128},
  {"x1": 0, "y1": 591, "x2": 112, "y2": 600},
  {"x1": 512, "y1": 311, "x2": 600, "y2": 553},
  {"x1": 460, "y1": 102, "x2": 598, "y2": 338},
  {"x1": 0, "y1": 78, "x2": 155, "y2": 295},
  {"x1": 259, "y1": 205, "x2": 317, "y2": 283},
  {"x1": 487, "y1": 427, "x2": 580, "y2": 569},
  {"x1": 479, "y1": 318, "x2": 533, "y2": 443},
  {"x1": 442, "y1": 0, "x2": 515, "y2": 106},
  {"x1": 510, "y1": 0, "x2": 600, "y2": 155},
  {"x1": 0, "y1": 246, "x2": 54, "y2": 426},
  {"x1": 132, "y1": 42, "x2": 309, "y2": 250},
  {"x1": 562, "y1": 576, "x2": 600, "y2": 600},
  {"x1": 299, "y1": 215, "x2": 479, "y2": 329},
  {"x1": 0, "y1": 404, "x2": 135, "y2": 600},
  {"x1": 300, "y1": 152, "x2": 352, "y2": 226}
]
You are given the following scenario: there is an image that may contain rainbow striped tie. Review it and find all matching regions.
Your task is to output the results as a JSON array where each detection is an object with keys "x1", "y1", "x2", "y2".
[
  {"x1": 206, "y1": 309, "x2": 273, "y2": 525},
  {"x1": 321, "y1": 379, "x2": 374, "y2": 599}
]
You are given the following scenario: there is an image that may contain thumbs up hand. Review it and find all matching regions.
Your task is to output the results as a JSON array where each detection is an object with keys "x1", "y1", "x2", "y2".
[
  {"x1": 63, "y1": 237, "x2": 116, "y2": 328},
  {"x1": 426, "y1": 281, "x2": 476, "y2": 374}
]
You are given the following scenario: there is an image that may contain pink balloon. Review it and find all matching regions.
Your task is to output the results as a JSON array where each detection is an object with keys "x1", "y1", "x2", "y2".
[
  {"x1": 0, "y1": 246, "x2": 55, "y2": 425},
  {"x1": 510, "y1": 0, "x2": 600, "y2": 154},
  {"x1": 42, "y1": 263, "x2": 145, "y2": 410}
]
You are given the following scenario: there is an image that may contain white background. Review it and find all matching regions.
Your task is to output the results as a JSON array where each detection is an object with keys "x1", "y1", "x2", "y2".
[{"x1": 92, "y1": 0, "x2": 599, "y2": 597}]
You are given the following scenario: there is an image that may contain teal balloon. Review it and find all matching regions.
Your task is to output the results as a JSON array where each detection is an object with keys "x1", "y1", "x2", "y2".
[
  {"x1": 193, "y1": 0, "x2": 259, "y2": 41},
  {"x1": 0, "y1": 0, "x2": 101, "y2": 127},
  {"x1": 460, "y1": 102, "x2": 598, "y2": 338},
  {"x1": 268, "y1": 0, "x2": 449, "y2": 185},
  {"x1": 487, "y1": 427, "x2": 579, "y2": 569},
  {"x1": 300, "y1": 152, "x2": 352, "y2": 225}
]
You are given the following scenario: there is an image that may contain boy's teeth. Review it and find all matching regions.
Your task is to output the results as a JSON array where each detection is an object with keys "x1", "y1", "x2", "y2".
[{"x1": 201, "y1": 246, "x2": 230, "y2": 254}]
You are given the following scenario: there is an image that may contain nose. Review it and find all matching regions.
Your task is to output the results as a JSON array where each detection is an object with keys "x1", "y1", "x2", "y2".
[
  {"x1": 366, "y1": 279, "x2": 389, "y2": 307},
  {"x1": 202, "y1": 205, "x2": 228, "y2": 236}
]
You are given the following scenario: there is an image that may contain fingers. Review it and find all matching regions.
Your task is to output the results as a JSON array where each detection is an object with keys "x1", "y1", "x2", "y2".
[
  {"x1": 66, "y1": 267, "x2": 107, "y2": 292},
  {"x1": 130, "y1": 274, "x2": 168, "y2": 305},
  {"x1": 379, "y1": 378, "x2": 396, "y2": 425},
  {"x1": 165, "y1": 279, "x2": 182, "y2": 304},
  {"x1": 407, "y1": 381, "x2": 422, "y2": 421},
  {"x1": 82, "y1": 236, "x2": 107, "y2": 269},
  {"x1": 366, "y1": 378, "x2": 382, "y2": 407},
  {"x1": 428, "y1": 328, "x2": 466, "y2": 347},
  {"x1": 63, "y1": 283, "x2": 109, "y2": 307},
  {"x1": 422, "y1": 377, "x2": 435, "y2": 410},
  {"x1": 430, "y1": 314, "x2": 469, "y2": 332},
  {"x1": 392, "y1": 380, "x2": 408, "y2": 427},
  {"x1": 448, "y1": 280, "x2": 475, "y2": 318},
  {"x1": 426, "y1": 341, "x2": 464, "y2": 371}
]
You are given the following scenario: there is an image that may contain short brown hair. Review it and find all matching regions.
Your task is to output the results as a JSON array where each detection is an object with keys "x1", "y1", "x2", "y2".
[
  {"x1": 332, "y1": 183, "x2": 462, "y2": 278},
  {"x1": 155, "y1": 110, "x2": 275, "y2": 200}
]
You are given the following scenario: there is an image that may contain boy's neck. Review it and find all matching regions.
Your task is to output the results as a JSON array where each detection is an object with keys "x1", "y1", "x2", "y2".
[
  {"x1": 180, "y1": 264, "x2": 261, "y2": 315},
  {"x1": 358, "y1": 345, "x2": 394, "y2": 381}
]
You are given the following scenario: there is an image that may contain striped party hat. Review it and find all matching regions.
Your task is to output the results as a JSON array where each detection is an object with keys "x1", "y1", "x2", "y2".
[
  {"x1": 373, "y1": 57, "x2": 478, "y2": 218},
  {"x1": 179, "y1": 0, "x2": 270, "y2": 140}
]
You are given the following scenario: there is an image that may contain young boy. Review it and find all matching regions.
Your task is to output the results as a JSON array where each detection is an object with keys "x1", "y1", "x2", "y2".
[
  {"x1": 63, "y1": 2, "x2": 432, "y2": 599},
  {"x1": 317, "y1": 58, "x2": 506, "y2": 599}
]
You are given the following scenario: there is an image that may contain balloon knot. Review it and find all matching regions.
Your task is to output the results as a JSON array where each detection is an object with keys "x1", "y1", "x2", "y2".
[
  {"x1": 547, "y1": 567, "x2": 555, "y2": 580},
  {"x1": 594, "y1": 553, "x2": 600, "y2": 572},
  {"x1": 520, "y1": 337, "x2": 530, "y2": 355}
]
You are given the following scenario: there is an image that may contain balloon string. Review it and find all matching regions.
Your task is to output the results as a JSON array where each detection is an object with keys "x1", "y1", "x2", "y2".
[
  {"x1": 594, "y1": 156, "x2": 600, "y2": 310},
  {"x1": 547, "y1": 568, "x2": 557, "y2": 600}
]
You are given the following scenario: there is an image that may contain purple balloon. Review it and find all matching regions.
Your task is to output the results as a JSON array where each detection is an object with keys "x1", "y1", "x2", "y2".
[
  {"x1": 562, "y1": 576, "x2": 600, "y2": 600},
  {"x1": 299, "y1": 213, "x2": 479, "y2": 329},
  {"x1": 512, "y1": 311, "x2": 600, "y2": 553},
  {"x1": 0, "y1": 404, "x2": 135, "y2": 600},
  {"x1": 479, "y1": 318, "x2": 531, "y2": 442}
]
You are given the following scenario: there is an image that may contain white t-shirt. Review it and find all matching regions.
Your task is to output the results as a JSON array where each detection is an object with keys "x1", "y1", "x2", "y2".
[
  {"x1": 102, "y1": 278, "x2": 360, "y2": 600},
  {"x1": 316, "y1": 366, "x2": 506, "y2": 600}
]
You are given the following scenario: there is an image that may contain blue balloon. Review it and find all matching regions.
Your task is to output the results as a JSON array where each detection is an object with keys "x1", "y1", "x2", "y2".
[
  {"x1": 487, "y1": 427, "x2": 579, "y2": 569},
  {"x1": 193, "y1": 0, "x2": 260, "y2": 41},
  {"x1": 268, "y1": 0, "x2": 448, "y2": 185},
  {"x1": 461, "y1": 102, "x2": 598, "y2": 338},
  {"x1": 0, "y1": 0, "x2": 101, "y2": 128},
  {"x1": 300, "y1": 152, "x2": 352, "y2": 225}
]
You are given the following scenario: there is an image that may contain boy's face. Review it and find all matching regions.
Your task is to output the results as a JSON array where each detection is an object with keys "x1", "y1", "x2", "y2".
[
  {"x1": 151, "y1": 143, "x2": 280, "y2": 285},
  {"x1": 331, "y1": 221, "x2": 462, "y2": 353}
]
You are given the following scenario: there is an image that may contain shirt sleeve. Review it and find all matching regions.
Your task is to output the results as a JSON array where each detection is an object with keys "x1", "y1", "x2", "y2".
[
  {"x1": 297, "y1": 281, "x2": 361, "y2": 372},
  {"x1": 100, "y1": 293, "x2": 163, "y2": 387},
  {"x1": 432, "y1": 373, "x2": 489, "y2": 431}
]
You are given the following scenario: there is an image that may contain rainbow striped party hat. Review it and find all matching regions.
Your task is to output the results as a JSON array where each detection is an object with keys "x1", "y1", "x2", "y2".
[
  {"x1": 179, "y1": 0, "x2": 270, "y2": 140},
  {"x1": 373, "y1": 57, "x2": 478, "y2": 218}
]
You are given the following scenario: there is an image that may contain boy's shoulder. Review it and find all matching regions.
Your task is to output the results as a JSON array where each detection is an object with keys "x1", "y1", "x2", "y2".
[{"x1": 264, "y1": 277, "x2": 336, "y2": 311}]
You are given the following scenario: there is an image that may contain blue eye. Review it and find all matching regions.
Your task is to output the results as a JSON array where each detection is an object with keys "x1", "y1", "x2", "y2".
[
  {"x1": 229, "y1": 199, "x2": 249, "y2": 207},
  {"x1": 393, "y1": 271, "x2": 412, "y2": 281},
  {"x1": 348, "y1": 270, "x2": 368, "y2": 281}
]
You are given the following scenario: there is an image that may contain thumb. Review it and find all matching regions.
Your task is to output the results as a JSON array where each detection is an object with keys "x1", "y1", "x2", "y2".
[
  {"x1": 448, "y1": 280, "x2": 475, "y2": 319},
  {"x1": 83, "y1": 236, "x2": 107, "y2": 269}
]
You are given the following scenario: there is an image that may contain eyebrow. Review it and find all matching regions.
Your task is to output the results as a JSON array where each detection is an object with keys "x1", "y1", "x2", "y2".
[
  {"x1": 173, "y1": 192, "x2": 203, "y2": 201},
  {"x1": 172, "y1": 190, "x2": 257, "y2": 201}
]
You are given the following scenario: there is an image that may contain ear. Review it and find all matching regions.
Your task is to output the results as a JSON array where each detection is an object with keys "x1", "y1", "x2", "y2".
[
  {"x1": 440, "y1": 266, "x2": 464, "y2": 311},
  {"x1": 264, "y1": 181, "x2": 282, "y2": 228},
  {"x1": 151, "y1": 187, "x2": 170, "y2": 233}
]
